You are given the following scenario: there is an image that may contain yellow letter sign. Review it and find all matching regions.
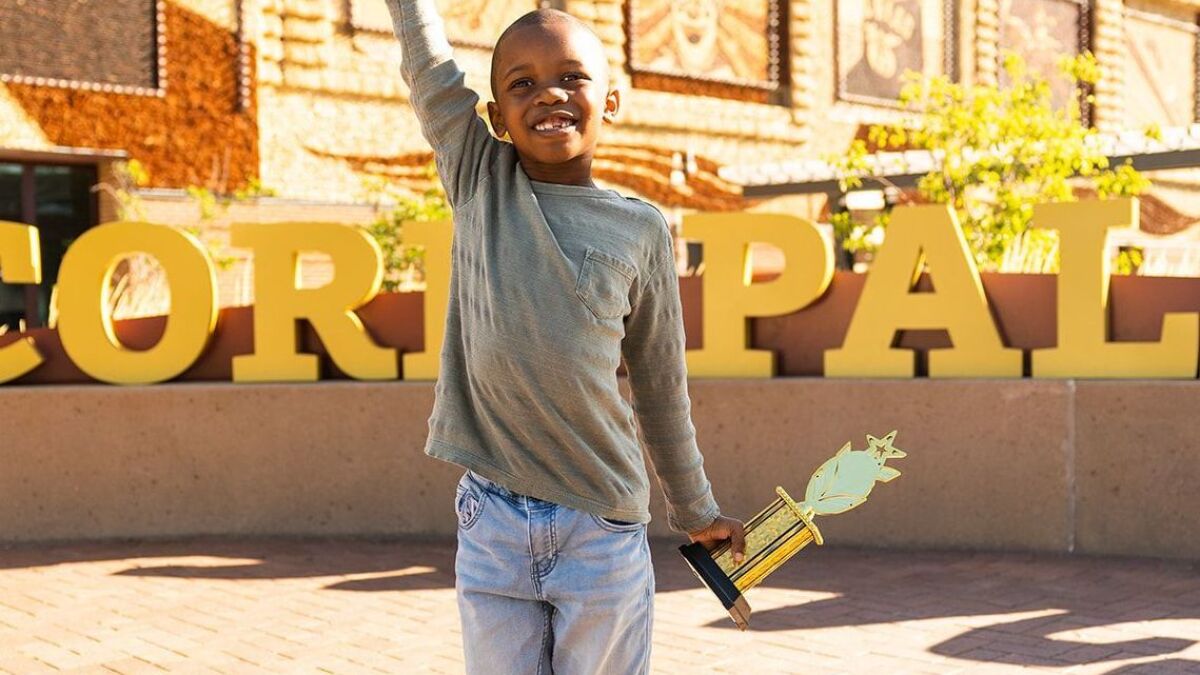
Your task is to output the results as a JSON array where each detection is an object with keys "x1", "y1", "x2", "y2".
[
  {"x1": 57, "y1": 222, "x2": 218, "y2": 384},
  {"x1": 400, "y1": 220, "x2": 452, "y2": 381},
  {"x1": 685, "y1": 213, "x2": 833, "y2": 378},
  {"x1": 0, "y1": 221, "x2": 44, "y2": 383},
  {"x1": 825, "y1": 205, "x2": 1021, "y2": 378},
  {"x1": 231, "y1": 222, "x2": 397, "y2": 382},
  {"x1": 1032, "y1": 198, "x2": 1198, "y2": 378}
]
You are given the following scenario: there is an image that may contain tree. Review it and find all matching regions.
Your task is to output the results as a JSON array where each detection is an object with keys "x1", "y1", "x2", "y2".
[{"x1": 830, "y1": 52, "x2": 1150, "y2": 273}]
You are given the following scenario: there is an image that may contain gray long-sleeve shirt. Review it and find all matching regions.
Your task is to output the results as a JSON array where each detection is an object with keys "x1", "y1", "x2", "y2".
[{"x1": 386, "y1": 0, "x2": 720, "y2": 532}]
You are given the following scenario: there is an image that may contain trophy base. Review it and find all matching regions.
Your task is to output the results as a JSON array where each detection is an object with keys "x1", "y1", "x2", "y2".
[{"x1": 678, "y1": 542, "x2": 752, "y2": 631}]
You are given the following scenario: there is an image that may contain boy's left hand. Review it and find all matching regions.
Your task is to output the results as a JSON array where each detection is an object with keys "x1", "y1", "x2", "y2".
[{"x1": 688, "y1": 515, "x2": 747, "y2": 564}]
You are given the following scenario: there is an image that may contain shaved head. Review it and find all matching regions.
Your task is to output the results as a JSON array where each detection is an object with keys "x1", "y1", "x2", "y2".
[
  {"x1": 484, "y1": 7, "x2": 621, "y2": 181},
  {"x1": 490, "y1": 9, "x2": 609, "y2": 98}
]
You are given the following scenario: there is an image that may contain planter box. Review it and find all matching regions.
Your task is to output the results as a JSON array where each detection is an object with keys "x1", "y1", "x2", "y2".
[{"x1": 4, "y1": 272, "x2": 1200, "y2": 384}]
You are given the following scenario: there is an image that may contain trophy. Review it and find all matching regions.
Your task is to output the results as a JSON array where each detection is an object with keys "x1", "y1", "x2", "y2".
[{"x1": 680, "y1": 431, "x2": 905, "y2": 630}]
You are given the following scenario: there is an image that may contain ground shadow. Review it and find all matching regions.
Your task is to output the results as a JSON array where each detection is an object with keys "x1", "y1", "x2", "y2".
[
  {"x1": 2, "y1": 538, "x2": 1196, "y2": 670},
  {"x1": 0, "y1": 536, "x2": 457, "y2": 592},
  {"x1": 1104, "y1": 659, "x2": 1200, "y2": 673},
  {"x1": 663, "y1": 543, "x2": 1200, "y2": 669}
]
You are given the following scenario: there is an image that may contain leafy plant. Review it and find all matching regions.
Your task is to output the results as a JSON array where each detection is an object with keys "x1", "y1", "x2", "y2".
[
  {"x1": 92, "y1": 159, "x2": 150, "y2": 221},
  {"x1": 183, "y1": 178, "x2": 276, "y2": 271},
  {"x1": 359, "y1": 162, "x2": 450, "y2": 292},
  {"x1": 829, "y1": 51, "x2": 1150, "y2": 274}
]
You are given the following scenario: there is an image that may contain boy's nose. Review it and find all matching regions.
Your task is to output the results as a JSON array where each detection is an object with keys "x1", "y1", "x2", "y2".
[{"x1": 535, "y1": 86, "x2": 569, "y2": 104}]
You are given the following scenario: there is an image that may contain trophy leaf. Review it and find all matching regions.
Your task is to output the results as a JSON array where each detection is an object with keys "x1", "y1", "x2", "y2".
[
  {"x1": 808, "y1": 494, "x2": 866, "y2": 515},
  {"x1": 802, "y1": 432, "x2": 905, "y2": 518},
  {"x1": 804, "y1": 458, "x2": 839, "y2": 505}
]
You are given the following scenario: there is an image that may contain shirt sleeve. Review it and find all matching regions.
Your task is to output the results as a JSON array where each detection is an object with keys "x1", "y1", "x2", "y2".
[
  {"x1": 385, "y1": 0, "x2": 495, "y2": 208},
  {"x1": 621, "y1": 218, "x2": 722, "y2": 533}
]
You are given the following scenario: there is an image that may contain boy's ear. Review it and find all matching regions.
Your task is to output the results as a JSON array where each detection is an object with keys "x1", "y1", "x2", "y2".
[
  {"x1": 486, "y1": 101, "x2": 509, "y2": 139},
  {"x1": 603, "y1": 87, "x2": 621, "y2": 124}
]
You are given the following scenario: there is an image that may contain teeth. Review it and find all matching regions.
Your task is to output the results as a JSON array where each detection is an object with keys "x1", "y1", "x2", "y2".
[{"x1": 536, "y1": 118, "x2": 574, "y2": 131}]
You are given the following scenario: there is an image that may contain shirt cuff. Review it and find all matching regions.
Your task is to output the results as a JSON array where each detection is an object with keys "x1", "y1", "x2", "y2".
[{"x1": 668, "y1": 493, "x2": 722, "y2": 533}]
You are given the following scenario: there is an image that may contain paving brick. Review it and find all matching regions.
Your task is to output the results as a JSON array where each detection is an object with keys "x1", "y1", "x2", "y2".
[
  {"x1": 95, "y1": 656, "x2": 169, "y2": 674},
  {"x1": 0, "y1": 541, "x2": 1196, "y2": 673},
  {"x1": 0, "y1": 654, "x2": 61, "y2": 675}
]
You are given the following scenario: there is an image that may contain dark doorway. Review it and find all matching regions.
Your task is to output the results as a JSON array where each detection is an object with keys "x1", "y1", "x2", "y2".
[{"x1": 0, "y1": 161, "x2": 98, "y2": 331}]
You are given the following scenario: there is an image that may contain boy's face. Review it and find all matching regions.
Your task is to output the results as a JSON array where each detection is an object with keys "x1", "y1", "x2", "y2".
[{"x1": 487, "y1": 21, "x2": 620, "y2": 173}]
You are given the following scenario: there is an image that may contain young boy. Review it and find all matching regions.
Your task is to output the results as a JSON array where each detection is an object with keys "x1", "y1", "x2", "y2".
[{"x1": 385, "y1": 2, "x2": 745, "y2": 671}]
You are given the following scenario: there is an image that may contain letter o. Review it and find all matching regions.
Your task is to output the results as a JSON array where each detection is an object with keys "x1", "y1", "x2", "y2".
[{"x1": 57, "y1": 222, "x2": 218, "y2": 384}]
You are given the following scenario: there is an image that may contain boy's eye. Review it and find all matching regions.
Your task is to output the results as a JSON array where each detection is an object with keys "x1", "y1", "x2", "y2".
[{"x1": 508, "y1": 73, "x2": 586, "y2": 90}]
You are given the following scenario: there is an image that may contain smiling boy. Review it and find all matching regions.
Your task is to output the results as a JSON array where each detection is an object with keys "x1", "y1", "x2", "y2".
[{"x1": 385, "y1": 2, "x2": 745, "y2": 672}]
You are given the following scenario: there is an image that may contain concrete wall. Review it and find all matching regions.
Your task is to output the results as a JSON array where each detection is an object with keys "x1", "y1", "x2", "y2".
[{"x1": 1, "y1": 379, "x2": 1196, "y2": 559}]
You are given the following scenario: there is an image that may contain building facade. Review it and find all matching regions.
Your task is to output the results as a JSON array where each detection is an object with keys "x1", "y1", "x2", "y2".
[{"x1": 1, "y1": 0, "x2": 1198, "y2": 324}]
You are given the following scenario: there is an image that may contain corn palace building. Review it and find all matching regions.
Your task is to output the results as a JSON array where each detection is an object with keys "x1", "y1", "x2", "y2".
[{"x1": 2, "y1": 0, "x2": 1200, "y2": 329}]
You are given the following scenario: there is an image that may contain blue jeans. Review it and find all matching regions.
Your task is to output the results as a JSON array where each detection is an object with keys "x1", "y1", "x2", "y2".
[{"x1": 453, "y1": 469, "x2": 654, "y2": 674}]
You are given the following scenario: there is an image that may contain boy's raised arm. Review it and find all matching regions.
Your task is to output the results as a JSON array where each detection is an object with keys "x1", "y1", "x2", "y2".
[
  {"x1": 622, "y1": 227, "x2": 722, "y2": 534},
  {"x1": 385, "y1": 0, "x2": 495, "y2": 207}
]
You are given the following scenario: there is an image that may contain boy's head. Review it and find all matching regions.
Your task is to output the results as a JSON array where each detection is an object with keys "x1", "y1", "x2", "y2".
[{"x1": 486, "y1": 10, "x2": 620, "y2": 175}]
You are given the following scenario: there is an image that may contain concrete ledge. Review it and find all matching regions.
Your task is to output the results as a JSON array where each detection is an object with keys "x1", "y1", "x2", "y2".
[
  {"x1": 674, "y1": 380, "x2": 1073, "y2": 552},
  {"x1": 1074, "y1": 382, "x2": 1200, "y2": 559},
  {"x1": 0, "y1": 382, "x2": 457, "y2": 540},
  {"x1": 0, "y1": 380, "x2": 1194, "y2": 558}
]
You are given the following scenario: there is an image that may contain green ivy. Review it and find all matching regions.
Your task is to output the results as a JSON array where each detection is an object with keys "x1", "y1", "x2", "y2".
[
  {"x1": 359, "y1": 162, "x2": 451, "y2": 293},
  {"x1": 182, "y1": 178, "x2": 277, "y2": 270}
]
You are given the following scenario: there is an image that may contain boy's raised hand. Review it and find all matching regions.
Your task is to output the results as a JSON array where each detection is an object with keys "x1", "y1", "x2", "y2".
[{"x1": 688, "y1": 515, "x2": 747, "y2": 564}]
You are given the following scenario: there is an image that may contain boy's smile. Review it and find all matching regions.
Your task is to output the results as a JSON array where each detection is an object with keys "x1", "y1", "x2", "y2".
[
  {"x1": 531, "y1": 112, "x2": 578, "y2": 136},
  {"x1": 487, "y1": 18, "x2": 620, "y2": 187}
]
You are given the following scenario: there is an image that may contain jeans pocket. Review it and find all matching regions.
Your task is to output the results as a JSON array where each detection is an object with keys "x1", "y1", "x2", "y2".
[
  {"x1": 575, "y1": 247, "x2": 635, "y2": 320},
  {"x1": 590, "y1": 512, "x2": 645, "y2": 533},
  {"x1": 455, "y1": 478, "x2": 486, "y2": 531}
]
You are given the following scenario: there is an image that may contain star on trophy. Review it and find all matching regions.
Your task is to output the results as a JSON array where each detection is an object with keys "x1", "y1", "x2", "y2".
[{"x1": 679, "y1": 431, "x2": 906, "y2": 630}]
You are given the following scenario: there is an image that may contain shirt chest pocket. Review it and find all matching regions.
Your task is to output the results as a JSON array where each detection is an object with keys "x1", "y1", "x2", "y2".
[{"x1": 575, "y1": 247, "x2": 636, "y2": 320}]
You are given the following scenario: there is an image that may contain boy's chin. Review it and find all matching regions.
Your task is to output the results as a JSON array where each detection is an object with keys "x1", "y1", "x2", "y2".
[{"x1": 522, "y1": 145, "x2": 591, "y2": 166}]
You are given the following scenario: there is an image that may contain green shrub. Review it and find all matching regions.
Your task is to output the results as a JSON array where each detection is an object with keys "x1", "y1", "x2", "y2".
[{"x1": 830, "y1": 51, "x2": 1151, "y2": 273}]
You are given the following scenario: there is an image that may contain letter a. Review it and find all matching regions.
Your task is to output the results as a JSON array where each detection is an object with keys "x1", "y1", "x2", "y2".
[{"x1": 825, "y1": 205, "x2": 1021, "y2": 378}]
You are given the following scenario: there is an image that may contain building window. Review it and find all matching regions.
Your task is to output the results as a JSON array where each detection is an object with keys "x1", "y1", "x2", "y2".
[
  {"x1": 0, "y1": 0, "x2": 166, "y2": 97},
  {"x1": 998, "y1": 0, "x2": 1090, "y2": 110},
  {"x1": 1123, "y1": 3, "x2": 1199, "y2": 128},
  {"x1": 836, "y1": 0, "x2": 957, "y2": 107},
  {"x1": 624, "y1": 0, "x2": 788, "y2": 105},
  {"x1": 0, "y1": 163, "x2": 98, "y2": 331}
]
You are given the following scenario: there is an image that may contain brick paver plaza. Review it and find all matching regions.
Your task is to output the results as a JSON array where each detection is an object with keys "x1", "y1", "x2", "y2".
[{"x1": 0, "y1": 539, "x2": 1196, "y2": 674}]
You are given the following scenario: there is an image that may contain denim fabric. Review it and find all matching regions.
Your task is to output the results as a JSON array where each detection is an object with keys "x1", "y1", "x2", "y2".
[{"x1": 455, "y1": 470, "x2": 654, "y2": 674}]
